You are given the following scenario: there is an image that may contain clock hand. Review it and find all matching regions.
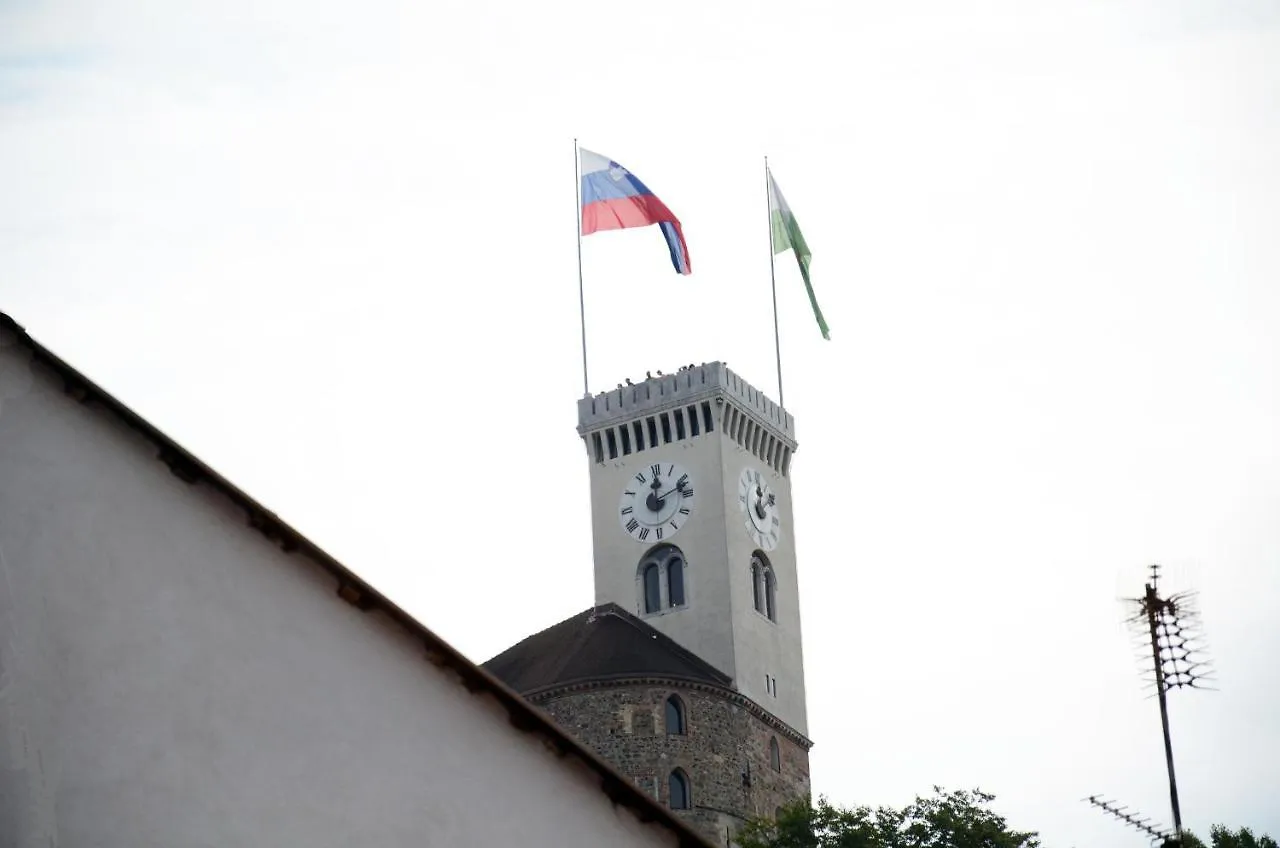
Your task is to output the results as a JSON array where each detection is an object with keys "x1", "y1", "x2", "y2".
[
  {"x1": 645, "y1": 476, "x2": 664, "y2": 513},
  {"x1": 752, "y1": 485, "x2": 769, "y2": 519},
  {"x1": 644, "y1": 484, "x2": 689, "y2": 513}
]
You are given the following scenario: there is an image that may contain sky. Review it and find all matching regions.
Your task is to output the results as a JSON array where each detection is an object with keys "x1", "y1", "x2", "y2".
[{"x1": 3, "y1": 0, "x2": 1279, "y2": 844}]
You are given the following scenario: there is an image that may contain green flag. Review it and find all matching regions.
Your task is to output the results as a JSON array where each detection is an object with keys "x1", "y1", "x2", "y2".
[{"x1": 768, "y1": 170, "x2": 830, "y2": 340}]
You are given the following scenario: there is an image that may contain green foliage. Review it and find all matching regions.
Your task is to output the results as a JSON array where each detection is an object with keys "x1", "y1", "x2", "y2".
[
  {"x1": 1178, "y1": 826, "x2": 1278, "y2": 848},
  {"x1": 739, "y1": 790, "x2": 1275, "y2": 848},
  {"x1": 737, "y1": 788, "x2": 1040, "y2": 848}
]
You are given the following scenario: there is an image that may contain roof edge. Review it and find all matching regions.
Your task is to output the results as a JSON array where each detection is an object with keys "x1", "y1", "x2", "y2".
[
  {"x1": 0, "y1": 310, "x2": 718, "y2": 848},
  {"x1": 527, "y1": 674, "x2": 814, "y2": 751}
]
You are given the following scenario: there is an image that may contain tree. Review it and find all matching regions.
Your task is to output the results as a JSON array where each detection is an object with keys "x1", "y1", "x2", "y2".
[
  {"x1": 1177, "y1": 827, "x2": 1277, "y2": 848},
  {"x1": 738, "y1": 788, "x2": 1040, "y2": 848}
]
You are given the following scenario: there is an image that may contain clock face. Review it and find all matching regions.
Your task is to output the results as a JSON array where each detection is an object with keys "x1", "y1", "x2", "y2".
[
  {"x1": 738, "y1": 466, "x2": 781, "y2": 552},
  {"x1": 618, "y1": 461, "x2": 695, "y2": 543}
]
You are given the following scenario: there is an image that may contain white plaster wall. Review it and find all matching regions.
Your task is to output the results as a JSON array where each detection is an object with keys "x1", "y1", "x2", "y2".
[
  {"x1": 590, "y1": 426, "x2": 736, "y2": 679},
  {"x1": 0, "y1": 332, "x2": 683, "y2": 848},
  {"x1": 587, "y1": 399, "x2": 809, "y2": 737},
  {"x1": 720, "y1": 444, "x2": 809, "y2": 737}
]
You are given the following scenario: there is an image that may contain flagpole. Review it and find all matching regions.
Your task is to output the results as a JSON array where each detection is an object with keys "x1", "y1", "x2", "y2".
[
  {"x1": 575, "y1": 138, "x2": 589, "y2": 396},
  {"x1": 765, "y1": 156, "x2": 784, "y2": 409}
]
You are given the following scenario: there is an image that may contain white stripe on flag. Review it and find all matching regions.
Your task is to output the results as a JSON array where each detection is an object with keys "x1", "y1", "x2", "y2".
[{"x1": 578, "y1": 148, "x2": 613, "y2": 175}]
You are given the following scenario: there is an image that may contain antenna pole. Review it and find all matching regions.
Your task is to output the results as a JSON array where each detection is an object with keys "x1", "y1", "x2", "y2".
[
  {"x1": 1145, "y1": 569, "x2": 1183, "y2": 839},
  {"x1": 1110, "y1": 565, "x2": 1210, "y2": 847},
  {"x1": 575, "y1": 138, "x2": 589, "y2": 395}
]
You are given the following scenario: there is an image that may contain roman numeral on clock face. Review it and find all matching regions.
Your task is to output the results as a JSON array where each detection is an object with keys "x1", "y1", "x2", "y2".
[{"x1": 620, "y1": 461, "x2": 693, "y2": 542}]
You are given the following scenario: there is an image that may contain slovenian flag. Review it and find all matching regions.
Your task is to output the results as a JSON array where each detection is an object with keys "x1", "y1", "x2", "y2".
[{"x1": 579, "y1": 148, "x2": 691, "y2": 275}]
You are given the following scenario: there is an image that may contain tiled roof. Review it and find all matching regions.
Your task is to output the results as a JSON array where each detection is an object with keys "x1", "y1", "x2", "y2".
[{"x1": 484, "y1": 603, "x2": 731, "y2": 695}]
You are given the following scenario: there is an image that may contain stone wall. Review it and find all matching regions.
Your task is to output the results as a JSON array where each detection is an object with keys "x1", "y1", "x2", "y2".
[{"x1": 535, "y1": 683, "x2": 810, "y2": 846}]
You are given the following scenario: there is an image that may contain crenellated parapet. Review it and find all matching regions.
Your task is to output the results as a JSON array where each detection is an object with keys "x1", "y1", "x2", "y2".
[{"x1": 577, "y1": 362, "x2": 797, "y2": 476}]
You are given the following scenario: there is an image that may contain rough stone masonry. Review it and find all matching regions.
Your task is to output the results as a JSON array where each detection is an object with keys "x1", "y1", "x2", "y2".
[{"x1": 534, "y1": 682, "x2": 811, "y2": 845}]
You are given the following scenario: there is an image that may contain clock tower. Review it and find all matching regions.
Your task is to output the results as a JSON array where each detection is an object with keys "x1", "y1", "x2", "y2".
[
  {"x1": 577, "y1": 362, "x2": 808, "y2": 736},
  {"x1": 486, "y1": 361, "x2": 812, "y2": 842}
]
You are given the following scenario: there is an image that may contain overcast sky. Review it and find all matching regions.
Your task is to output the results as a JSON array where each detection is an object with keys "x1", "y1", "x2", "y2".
[{"x1": 3, "y1": 0, "x2": 1279, "y2": 844}]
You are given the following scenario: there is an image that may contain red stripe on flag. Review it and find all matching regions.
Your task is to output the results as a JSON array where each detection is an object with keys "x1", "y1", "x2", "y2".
[{"x1": 581, "y1": 195, "x2": 680, "y2": 236}]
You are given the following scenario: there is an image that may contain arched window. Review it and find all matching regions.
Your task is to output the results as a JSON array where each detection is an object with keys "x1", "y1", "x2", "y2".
[
  {"x1": 638, "y1": 545, "x2": 688, "y2": 615},
  {"x1": 752, "y1": 552, "x2": 776, "y2": 620},
  {"x1": 668, "y1": 557, "x2": 685, "y2": 607},
  {"x1": 643, "y1": 563, "x2": 661, "y2": 614},
  {"x1": 668, "y1": 769, "x2": 691, "y2": 810},
  {"x1": 769, "y1": 737, "x2": 781, "y2": 772},
  {"x1": 764, "y1": 567, "x2": 777, "y2": 622},
  {"x1": 751, "y1": 557, "x2": 763, "y2": 613},
  {"x1": 665, "y1": 694, "x2": 686, "y2": 735}
]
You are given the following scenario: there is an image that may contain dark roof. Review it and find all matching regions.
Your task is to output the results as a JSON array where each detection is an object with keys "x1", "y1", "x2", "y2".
[
  {"x1": 0, "y1": 311, "x2": 716, "y2": 848},
  {"x1": 484, "y1": 603, "x2": 732, "y2": 695}
]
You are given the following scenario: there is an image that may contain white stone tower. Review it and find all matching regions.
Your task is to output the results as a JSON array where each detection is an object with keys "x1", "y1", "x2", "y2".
[{"x1": 577, "y1": 363, "x2": 808, "y2": 735}]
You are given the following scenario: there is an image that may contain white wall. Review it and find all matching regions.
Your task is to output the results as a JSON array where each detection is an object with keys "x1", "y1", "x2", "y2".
[
  {"x1": 589, "y1": 421, "x2": 736, "y2": 677},
  {"x1": 721, "y1": 443, "x2": 809, "y2": 737},
  {"x1": 0, "y1": 327, "x2": 688, "y2": 848}
]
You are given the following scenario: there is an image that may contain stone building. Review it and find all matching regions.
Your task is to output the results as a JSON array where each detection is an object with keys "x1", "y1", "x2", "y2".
[{"x1": 486, "y1": 364, "x2": 814, "y2": 845}]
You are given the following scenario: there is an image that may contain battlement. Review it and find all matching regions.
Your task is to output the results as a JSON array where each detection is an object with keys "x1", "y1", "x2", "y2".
[
  {"x1": 577, "y1": 362, "x2": 796, "y2": 474},
  {"x1": 579, "y1": 362, "x2": 794, "y2": 438}
]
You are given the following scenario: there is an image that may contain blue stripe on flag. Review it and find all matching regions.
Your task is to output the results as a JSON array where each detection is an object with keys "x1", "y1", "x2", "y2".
[
  {"x1": 580, "y1": 170, "x2": 655, "y2": 206},
  {"x1": 658, "y1": 221, "x2": 688, "y2": 274}
]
